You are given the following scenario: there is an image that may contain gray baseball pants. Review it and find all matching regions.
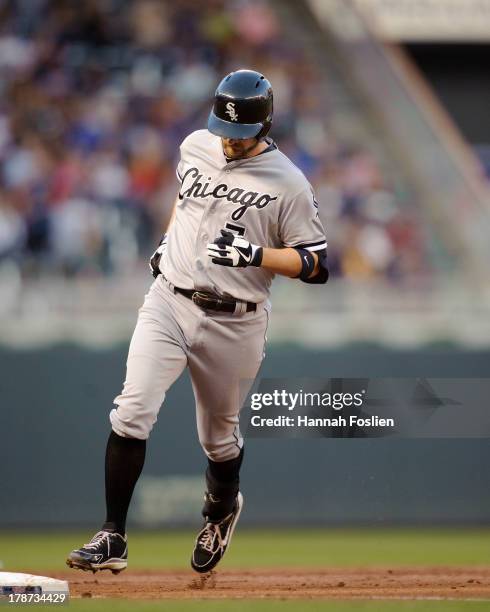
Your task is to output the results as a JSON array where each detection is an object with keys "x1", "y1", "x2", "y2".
[{"x1": 110, "y1": 276, "x2": 268, "y2": 461}]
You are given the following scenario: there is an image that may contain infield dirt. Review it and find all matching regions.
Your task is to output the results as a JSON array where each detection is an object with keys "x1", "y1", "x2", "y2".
[{"x1": 51, "y1": 567, "x2": 490, "y2": 600}]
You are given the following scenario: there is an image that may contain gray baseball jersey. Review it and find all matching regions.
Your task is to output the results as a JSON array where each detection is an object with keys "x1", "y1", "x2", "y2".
[
  {"x1": 110, "y1": 129, "x2": 327, "y2": 461},
  {"x1": 162, "y1": 129, "x2": 327, "y2": 303}
]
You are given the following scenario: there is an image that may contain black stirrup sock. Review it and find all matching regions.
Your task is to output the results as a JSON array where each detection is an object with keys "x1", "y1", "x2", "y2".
[
  {"x1": 102, "y1": 430, "x2": 146, "y2": 536},
  {"x1": 207, "y1": 446, "x2": 244, "y2": 484},
  {"x1": 203, "y1": 447, "x2": 244, "y2": 520}
]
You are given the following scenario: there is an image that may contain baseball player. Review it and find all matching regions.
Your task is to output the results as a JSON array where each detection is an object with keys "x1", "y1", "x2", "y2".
[{"x1": 66, "y1": 69, "x2": 328, "y2": 575}]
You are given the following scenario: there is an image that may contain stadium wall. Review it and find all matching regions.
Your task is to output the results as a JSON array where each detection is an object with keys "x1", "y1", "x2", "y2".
[{"x1": 1, "y1": 345, "x2": 489, "y2": 527}]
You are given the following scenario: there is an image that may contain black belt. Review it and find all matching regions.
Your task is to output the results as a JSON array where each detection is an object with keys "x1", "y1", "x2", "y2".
[{"x1": 174, "y1": 286, "x2": 256, "y2": 313}]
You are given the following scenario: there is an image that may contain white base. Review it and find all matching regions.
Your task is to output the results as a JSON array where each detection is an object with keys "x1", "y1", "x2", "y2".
[{"x1": 0, "y1": 573, "x2": 69, "y2": 594}]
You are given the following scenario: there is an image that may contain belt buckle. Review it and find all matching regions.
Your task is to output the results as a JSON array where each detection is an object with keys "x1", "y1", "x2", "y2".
[{"x1": 192, "y1": 291, "x2": 219, "y2": 310}]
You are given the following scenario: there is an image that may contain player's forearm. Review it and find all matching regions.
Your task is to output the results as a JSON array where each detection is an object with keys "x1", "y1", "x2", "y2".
[{"x1": 260, "y1": 247, "x2": 319, "y2": 279}]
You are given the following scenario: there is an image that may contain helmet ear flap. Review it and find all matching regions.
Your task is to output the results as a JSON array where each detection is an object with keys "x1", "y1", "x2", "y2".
[
  {"x1": 258, "y1": 94, "x2": 273, "y2": 139},
  {"x1": 256, "y1": 119, "x2": 272, "y2": 140}
]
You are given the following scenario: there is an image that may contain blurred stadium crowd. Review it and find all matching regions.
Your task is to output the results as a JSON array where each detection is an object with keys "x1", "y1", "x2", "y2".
[{"x1": 0, "y1": 0, "x2": 428, "y2": 283}]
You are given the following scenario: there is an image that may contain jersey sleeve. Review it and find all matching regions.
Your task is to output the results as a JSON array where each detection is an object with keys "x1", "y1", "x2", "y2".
[
  {"x1": 176, "y1": 161, "x2": 184, "y2": 183},
  {"x1": 175, "y1": 130, "x2": 201, "y2": 183},
  {"x1": 278, "y1": 185, "x2": 327, "y2": 252},
  {"x1": 175, "y1": 145, "x2": 186, "y2": 183}
]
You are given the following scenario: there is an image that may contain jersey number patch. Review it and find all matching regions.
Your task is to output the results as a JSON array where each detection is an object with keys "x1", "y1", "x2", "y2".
[{"x1": 225, "y1": 223, "x2": 246, "y2": 237}]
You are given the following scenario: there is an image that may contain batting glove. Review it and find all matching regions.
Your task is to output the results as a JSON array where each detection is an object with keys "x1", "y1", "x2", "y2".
[
  {"x1": 207, "y1": 229, "x2": 263, "y2": 268},
  {"x1": 149, "y1": 234, "x2": 168, "y2": 278}
]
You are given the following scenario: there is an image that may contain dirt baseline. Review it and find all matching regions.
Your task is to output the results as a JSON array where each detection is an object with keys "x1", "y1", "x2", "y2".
[{"x1": 52, "y1": 567, "x2": 490, "y2": 600}]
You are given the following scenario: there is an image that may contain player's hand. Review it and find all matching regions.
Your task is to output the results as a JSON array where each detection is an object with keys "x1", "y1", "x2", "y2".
[
  {"x1": 207, "y1": 230, "x2": 263, "y2": 268},
  {"x1": 149, "y1": 234, "x2": 168, "y2": 278}
]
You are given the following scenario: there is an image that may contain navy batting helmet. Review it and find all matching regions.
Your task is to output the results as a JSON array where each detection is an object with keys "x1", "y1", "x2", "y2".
[{"x1": 208, "y1": 69, "x2": 273, "y2": 140}]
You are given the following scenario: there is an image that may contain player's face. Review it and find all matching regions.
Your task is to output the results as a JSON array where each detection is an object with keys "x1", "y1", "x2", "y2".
[{"x1": 221, "y1": 137, "x2": 258, "y2": 160}]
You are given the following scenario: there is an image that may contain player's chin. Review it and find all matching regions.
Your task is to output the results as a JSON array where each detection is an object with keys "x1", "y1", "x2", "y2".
[
  {"x1": 225, "y1": 152, "x2": 241, "y2": 160},
  {"x1": 223, "y1": 146, "x2": 244, "y2": 159}
]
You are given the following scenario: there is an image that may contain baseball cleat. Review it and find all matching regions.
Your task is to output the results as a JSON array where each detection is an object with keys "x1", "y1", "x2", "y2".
[
  {"x1": 191, "y1": 491, "x2": 243, "y2": 573},
  {"x1": 66, "y1": 530, "x2": 127, "y2": 574}
]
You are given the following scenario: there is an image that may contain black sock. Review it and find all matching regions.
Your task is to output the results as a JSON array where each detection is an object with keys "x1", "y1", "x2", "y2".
[
  {"x1": 203, "y1": 447, "x2": 244, "y2": 520},
  {"x1": 207, "y1": 446, "x2": 244, "y2": 484},
  {"x1": 102, "y1": 430, "x2": 146, "y2": 536}
]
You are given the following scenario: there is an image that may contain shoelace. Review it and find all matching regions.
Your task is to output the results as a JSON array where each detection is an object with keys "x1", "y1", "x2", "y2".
[
  {"x1": 198, "y1": 522, "x2": 224, "y2": 554},
  {"x1": 83, "y1": 531, "x2": 110, "y2": 550}
]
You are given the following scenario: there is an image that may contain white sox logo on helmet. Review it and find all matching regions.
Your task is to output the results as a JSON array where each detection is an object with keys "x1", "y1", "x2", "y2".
[{"x1": 225, "y1": 102, "x2": 238, "y2": 122}]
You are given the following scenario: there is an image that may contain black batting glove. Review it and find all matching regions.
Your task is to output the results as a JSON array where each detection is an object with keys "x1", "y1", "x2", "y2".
[{"x1": 207, "y1": 229, "x2": 263, "y2": 268}]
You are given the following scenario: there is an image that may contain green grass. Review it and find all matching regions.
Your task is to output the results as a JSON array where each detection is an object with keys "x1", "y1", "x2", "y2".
[
  {"x1": 1, "y1": 530, "x2": 489, "y2": 610},
  {"x1": 0, "y1": 528, "x2": 489, "y2": 572},
  {"x1": 66, "y1": 602, "x2": 490, "y2": 612}
]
